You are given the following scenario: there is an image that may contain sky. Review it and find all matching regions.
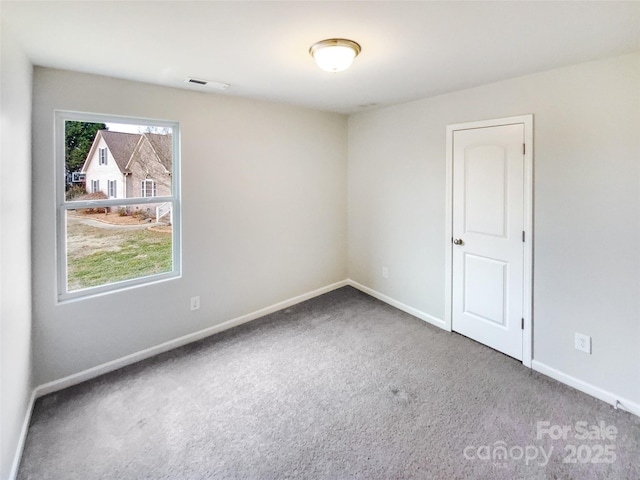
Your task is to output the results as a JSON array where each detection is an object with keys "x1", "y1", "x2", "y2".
[
  {"x1": 105, "y1": 123, "x2": 172, "y2": 135},
  {"x1": 105, "y1": 122, "x2": 145, "y2": 134}
]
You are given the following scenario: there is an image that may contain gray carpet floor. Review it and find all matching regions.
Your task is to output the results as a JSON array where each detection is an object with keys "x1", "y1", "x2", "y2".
[{"x1": 18, "y1": 287, "x2": 640, "y2": 479}]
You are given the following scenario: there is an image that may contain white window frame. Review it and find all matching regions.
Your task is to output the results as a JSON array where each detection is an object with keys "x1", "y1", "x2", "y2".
[
  {"x1": 141, "y1": 179, "x2": 156, "y2": 198},
  {"x1": 99, "y1": 147, "x2": 108, "y2": 165},
  {"x1": 55, "y1": 111, "x2": 182, "y2": 302},
  {"x1": 108, "y1": 179, "x2": 117, "y2": 198},
  {"x1": 91, "y1": 179, "x2": 100, "y2": 193}
]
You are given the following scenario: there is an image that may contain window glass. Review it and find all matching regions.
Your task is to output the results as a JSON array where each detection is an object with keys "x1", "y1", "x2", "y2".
[
  {"x1": 65, "y1": 122, "x2": 173, "y2": 201},
  {"x1": 65, "y1": 204, "x2": 174, "y2": 292},
  {"x1": 141, "y1": 179, "x2": 157, "y2": 198},
  {"x1": 99, "y1": 147, "x2": 107, "y2": 165},
  {"x1": 57, "y1": 113, "x2": 181, "y2": 301}
]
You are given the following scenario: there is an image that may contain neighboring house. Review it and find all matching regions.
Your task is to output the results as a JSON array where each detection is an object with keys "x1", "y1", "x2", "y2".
[
  {"x1": 71, "y1": 172, "x2": 86, "y2": 184},
  {"x1": 64, "y1": 171, "x2": 85, "y2": 188},
  {"x1": 81, "y1": 130, "x2": 172, "y2": 201}
]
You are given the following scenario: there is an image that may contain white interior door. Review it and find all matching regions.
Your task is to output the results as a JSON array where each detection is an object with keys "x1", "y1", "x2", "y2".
[{"x1": 452, "y1": 123, "x2": 525, "y2": 360}]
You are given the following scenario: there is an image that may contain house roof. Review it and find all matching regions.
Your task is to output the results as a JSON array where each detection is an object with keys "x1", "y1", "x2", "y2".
[
  {"x1": 145, "y1": 133, "x2": 172, "y2": 172},
  {"x1": 82, "y1": 130, "x2": 173, "y2": 175},
  {"x1": 98, "y1": 130, "x2": 143, "y2": 172}
]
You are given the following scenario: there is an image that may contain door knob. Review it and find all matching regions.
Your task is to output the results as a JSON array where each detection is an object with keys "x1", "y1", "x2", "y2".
[{"x1": 453, "y1": 238, "x2": 464, "y2": 245}]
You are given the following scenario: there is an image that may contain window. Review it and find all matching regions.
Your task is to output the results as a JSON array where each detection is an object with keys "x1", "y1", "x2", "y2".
[
  {"x1": 99, "y1": 147, "x2": 108, "y2": 165},
  {"x1": 56, "y1": 111, "x2": 181, "y2": 301},
  {"x1": 141, "y1": 179, "x2": 156, "y2": 198}
]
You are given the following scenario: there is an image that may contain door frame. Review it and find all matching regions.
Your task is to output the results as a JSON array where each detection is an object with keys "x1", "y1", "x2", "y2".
[{"x1": 444, "y1": 115, "x2": 534, "y2": 367}]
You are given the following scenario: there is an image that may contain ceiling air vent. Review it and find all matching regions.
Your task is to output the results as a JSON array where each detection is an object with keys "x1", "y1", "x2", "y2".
[{"x1": 184, "y1": 78, "x2": 230, "y2": 91}]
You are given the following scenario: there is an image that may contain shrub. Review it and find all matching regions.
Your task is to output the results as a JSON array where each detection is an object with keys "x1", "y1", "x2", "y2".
[
  {"x1": 76, "y1": 191, "x2": 108, "y2": 214},
  {"x1": 65, "y1": 184, "x2": 87, "y2": 201},
  {"x1": 133, "y1": 207, "x2": 153, "y2": 220},
  {"x1": 76, "y1": 191, "x2": 108, "y2": 201}
]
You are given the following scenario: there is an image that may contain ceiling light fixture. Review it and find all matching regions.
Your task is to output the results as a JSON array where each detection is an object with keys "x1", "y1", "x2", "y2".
[{"x1": 309, "y1": 38, "x2": 361, "y2": 73}]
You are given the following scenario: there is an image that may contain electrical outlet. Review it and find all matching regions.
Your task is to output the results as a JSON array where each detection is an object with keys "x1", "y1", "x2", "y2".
[
  {"x1": 190, "y1": 296, "x2": 200, "y2": 311},
  {"x1": 382, "y1": 266, "x2": 389, "y2": 279},
  {"x1": 575, "y1": 333, "x2": 591, "y2": 354}
]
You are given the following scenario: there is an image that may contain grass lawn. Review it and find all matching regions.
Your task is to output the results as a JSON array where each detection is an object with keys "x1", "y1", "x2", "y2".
[{"x1": 67, "y1": 219, "x2": 172, "y2": 291}]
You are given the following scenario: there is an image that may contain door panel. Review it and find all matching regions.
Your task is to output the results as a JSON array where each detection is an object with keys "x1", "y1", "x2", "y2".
[
  {"x1": 464, "y1": 145, "x2": 507, "y2": 237},
  {"x1": 463, "y1": 253, "x2": 507, "y2": 327},
  {"x1": 452, "y1": 124, "x2": 524, "y2": 360}
]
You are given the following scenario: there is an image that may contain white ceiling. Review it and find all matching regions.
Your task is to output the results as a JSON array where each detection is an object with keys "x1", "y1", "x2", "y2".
[{"x1": 2, "y1": 1, "x2": 639, "y2": 114}]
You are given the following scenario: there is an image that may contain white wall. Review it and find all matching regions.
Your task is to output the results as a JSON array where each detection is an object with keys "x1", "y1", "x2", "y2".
[
  {"x1": 32, "y1": 68, "x2": 347, "y2": 385},
  {"x1": 349, "y1": 53, "x2": 640, "y2": 406},
  {"x1": 0, "y1": 24, "x2": 33, "y2": 480},
  {"x1": 84, "y1": 137, "x2": 126, "y2": 198}
]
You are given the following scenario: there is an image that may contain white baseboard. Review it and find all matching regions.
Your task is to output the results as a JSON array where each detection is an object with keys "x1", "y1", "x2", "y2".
[
  {"x1": 346, "y1": 279, "x2": 447, "y2": 330},
  {"x1": 34, "y1": 280, "x2": 349, "y2": 398},
  {"x1": 8, "y1": 389, "x2": 36, "y2": 480},
  {"x1": 532, "y1": 360, "x2": 640, "y2": 418}
]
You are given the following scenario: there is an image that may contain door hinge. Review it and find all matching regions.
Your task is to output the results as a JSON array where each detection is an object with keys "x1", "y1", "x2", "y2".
[
  {"x1": 522, "y1": 231, "x2": 525, "y2": 243},
  {"x1": 523, "y1": 143, "x2": 526, "y2": 155},
  {"x1": 521, "y1": 318, "x2": 525, "y2": 330}
]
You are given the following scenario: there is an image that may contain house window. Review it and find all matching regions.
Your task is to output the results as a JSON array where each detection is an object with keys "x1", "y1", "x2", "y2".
[
  {"x1": 56, "y1": 111, "x2": 181, "y2": 302},
  {"x1": 141, "y1": 179, "x2": 156, "y2": 198},
  {"x1": 99, "y1": 147, "x2": 107, "y2": 165}
]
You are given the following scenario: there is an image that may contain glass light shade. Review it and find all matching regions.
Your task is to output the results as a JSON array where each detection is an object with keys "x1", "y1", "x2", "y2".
[{"x1": 309, "y1": 39, "x2": 361, "y2": 73}]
